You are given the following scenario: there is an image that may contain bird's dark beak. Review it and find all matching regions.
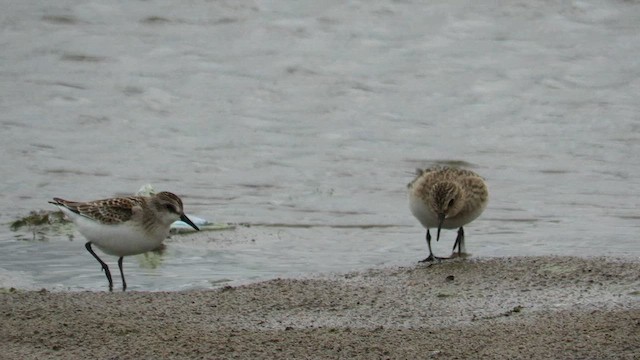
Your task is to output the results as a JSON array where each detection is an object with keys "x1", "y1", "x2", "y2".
[
  {"x1": 437, "y1": 213, "x2": 445, "y2": 241},
  {"x1": 180, "y1": 214, "x2": 200, "y2": 231}
]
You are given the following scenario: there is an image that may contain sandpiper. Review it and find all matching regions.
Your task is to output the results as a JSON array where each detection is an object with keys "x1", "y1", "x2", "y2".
[
  {"x1": 49, "y1": 191, "x2": 200, "y2": 291},
  {"x1": 408, "y1": 166, "x2": 488, "y2": 262}
]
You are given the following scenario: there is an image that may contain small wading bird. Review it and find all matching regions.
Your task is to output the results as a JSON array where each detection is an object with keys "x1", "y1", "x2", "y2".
[
  {"x1": 49, "y1": 191, "x2": 199, "y2": 291},
  {"x1": 408, "y1": 166, "x2": 488, "y2": 262}
]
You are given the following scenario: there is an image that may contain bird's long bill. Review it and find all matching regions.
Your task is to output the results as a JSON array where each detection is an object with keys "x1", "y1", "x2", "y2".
[
  {"x1": 437, "y1": 213, "x2": 445, "y2": 241},
  {"x1": 180, "y1": 214, "x2": 200, "y2": 231}
]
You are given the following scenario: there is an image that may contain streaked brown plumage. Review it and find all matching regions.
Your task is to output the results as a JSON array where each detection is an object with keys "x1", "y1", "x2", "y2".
[
  {"x1": 408, "y1": 167, "x2": 488, "y2": 262},
  {"x1": 49, "y1": 191, "x2": 199, "y2": 291}
]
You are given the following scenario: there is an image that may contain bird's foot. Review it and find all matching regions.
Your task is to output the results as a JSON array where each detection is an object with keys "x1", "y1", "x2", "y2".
[
  {"x1": 448, "y1": 252, "x2": 471, "y2": 260},
  {"x1": 419, "y1": 254, "x2": 447, "y2": 263}
]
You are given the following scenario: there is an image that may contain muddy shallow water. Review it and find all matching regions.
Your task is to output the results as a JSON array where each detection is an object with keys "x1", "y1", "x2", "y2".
[{"x1": 0, "y1": 0, "x2": 639, "y2": 290}]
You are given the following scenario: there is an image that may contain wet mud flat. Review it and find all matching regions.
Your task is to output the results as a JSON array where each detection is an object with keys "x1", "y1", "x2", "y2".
[{"x1": 1, "y1": 256, "x2": 639, "y2": 359}]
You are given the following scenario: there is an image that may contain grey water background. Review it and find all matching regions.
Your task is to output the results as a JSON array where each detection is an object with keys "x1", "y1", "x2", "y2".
[{"x1": 1, "y1": 0, "x2": 639, "y2": 291}]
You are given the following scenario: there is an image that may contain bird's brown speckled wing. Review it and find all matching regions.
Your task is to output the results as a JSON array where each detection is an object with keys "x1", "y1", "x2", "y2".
[
  {"x1": 432, "y1": 166, "x2": 482, "y2": 179},
  {"x1": 408, "y1": 166, "x2": 485, "y2": 192},
  {"x1": 52, "y1": 196, "x2": 144, "y2": 224},
  {"x1": 460, "y1": 176, "x2": 489, "y2": 203}
]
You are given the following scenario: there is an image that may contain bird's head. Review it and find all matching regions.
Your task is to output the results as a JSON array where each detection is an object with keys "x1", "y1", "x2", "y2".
[
  {"x1": 153, "y1": 192, "x2": 199, "y2": 231},
  {"x1": 431, "y1": 181, "x2": 464, "y2": 240}
]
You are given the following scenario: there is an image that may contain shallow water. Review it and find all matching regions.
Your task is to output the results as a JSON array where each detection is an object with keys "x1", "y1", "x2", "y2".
[{"x1": 1, "y1": 0, "x2": 639, "y2": 291}]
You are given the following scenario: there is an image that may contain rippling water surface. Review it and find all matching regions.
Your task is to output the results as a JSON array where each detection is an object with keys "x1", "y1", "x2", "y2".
[{"x1": 1, "y1": 0, "x2": 639, "y2": 291}]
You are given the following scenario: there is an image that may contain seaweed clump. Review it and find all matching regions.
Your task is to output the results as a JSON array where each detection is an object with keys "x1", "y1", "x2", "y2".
[{"x1": 10, "y1": 210, "x2": 73, "y2": 241}]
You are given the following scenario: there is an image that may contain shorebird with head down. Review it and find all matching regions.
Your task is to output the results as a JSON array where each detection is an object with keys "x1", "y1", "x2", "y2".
[{"x1": 408, "y1": 167, "x2": 488, "y2": 262}]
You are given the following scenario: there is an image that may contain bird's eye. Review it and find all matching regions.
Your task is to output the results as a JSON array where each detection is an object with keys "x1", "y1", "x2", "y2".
[
  {"x1": 448, "y1": 199, "x2": 455, "y2": 208},
  {"x1": 165, "y1": 204, "x2": 176, "y2": 213}
]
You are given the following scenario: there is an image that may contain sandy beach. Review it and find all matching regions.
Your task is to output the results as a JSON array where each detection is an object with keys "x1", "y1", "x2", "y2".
[{"x1": 1, "y1": 256, "x2": 639, "y2": 359}]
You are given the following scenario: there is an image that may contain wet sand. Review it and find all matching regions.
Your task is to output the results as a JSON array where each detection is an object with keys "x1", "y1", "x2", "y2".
[{"x1": 1, "y1": 256, "x2": 639, "y2": 359}]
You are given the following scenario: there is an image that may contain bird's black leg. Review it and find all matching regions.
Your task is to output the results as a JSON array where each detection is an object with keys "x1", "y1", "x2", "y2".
[
  {"x1": 452, "y1": 233, "x2": 459, "y2": 253},
  {"x1": 451, "y1": 227, "x2": 465, "y2": 256},
  {"x1": 420, "y1": 229, "x2": 439, "y2": 262},
  {"x1": 85, "y1": 242, "x2": 113, "y2": 292},
  {"x1": 118, "y1": 257, "x2": 126, "y2": 292}
]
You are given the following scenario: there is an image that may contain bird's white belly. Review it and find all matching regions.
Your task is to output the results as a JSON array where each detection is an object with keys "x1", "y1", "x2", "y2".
[
  {"x1": 73, "y1": 216, "x2": 167, "y2": 256},
  {"x1": 409, "y1": 196, "x2": 441, "y2": 229},
  {"x1": 443, "y1": 204, "x2": 486, "y2": 229},
  {"x1": 409, "y1": 195, "x2": 486, "y2": 230}
]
